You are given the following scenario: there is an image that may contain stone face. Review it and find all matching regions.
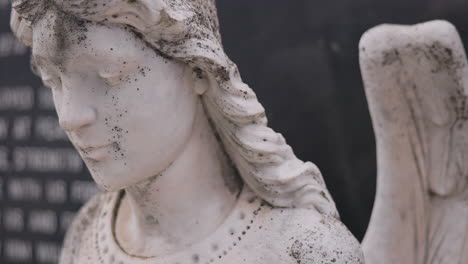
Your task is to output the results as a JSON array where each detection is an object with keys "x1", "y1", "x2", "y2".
[
  {"x1": 360, "y1": 20, "x2": 468, "y2": 264},
  {"x1": 10, "y1": 0, "x2": 363, "y2": 263}
]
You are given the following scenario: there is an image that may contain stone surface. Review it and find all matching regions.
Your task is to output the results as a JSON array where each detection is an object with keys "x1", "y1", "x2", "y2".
[
  {"x1": 9, "y1": 0, "x2": 363, "y2": 263},
  {"x1": 63, "y1": 186, "x2": 362, "y2": 264},
  {"x1": 360, "y1": 20, "x2": 468, "y2": 264}
]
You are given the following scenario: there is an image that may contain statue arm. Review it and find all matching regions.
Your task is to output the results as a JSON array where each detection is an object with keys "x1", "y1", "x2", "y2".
[{"x1": 360, "y1": 20, "x2": 468, "y2": 264}]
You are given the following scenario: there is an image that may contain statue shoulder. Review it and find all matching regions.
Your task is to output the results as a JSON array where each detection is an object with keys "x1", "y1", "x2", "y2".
[
  {"x1": 261, "y1": 207, "x2": 365, "y2": 264},
  {"x1": 58, "y1": 191, "x2": 112, "y2": 264}
]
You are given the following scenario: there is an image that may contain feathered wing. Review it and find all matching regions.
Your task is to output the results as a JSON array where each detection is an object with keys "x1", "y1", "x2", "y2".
[{"x1": 360, "y1": 20, "x2": 468, "y2": 264}]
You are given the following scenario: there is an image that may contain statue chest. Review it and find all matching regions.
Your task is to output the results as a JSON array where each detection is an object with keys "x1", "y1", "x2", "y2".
[{"x1": 61, "y1": 192, "x2": 302, "y2": 264}]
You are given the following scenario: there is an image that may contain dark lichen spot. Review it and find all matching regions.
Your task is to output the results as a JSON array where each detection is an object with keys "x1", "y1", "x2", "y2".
[
  {"x1": 211, "y1": 244, "x2": 218, "y2": 251},
  {"x1": 193, "y1": 67, "x2": 204, "y2": 79},
  {"x1": 290, "y1": 240, "x2": 304, "y2": 264},
  {"x1": 239, "y1": 212, "x2": 245, "y2": 220},
  {"x1": 382, "y1": 49, "x2": 401, "y2": 66}
]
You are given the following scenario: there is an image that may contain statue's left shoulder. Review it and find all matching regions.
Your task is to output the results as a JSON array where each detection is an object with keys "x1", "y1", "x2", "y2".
[{"x1": 263, "y1": 207, "x2": 365, "y2": 264}]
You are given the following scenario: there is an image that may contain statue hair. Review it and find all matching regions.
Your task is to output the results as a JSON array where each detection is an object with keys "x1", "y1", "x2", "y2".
[{"x1": 10, "y1": 0, "x2": 338, "y2": 217}]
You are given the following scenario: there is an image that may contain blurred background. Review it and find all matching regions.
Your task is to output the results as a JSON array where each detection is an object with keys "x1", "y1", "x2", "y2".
[{"x1": 1, "y1": 0, "x2": 468, "y2": 263}]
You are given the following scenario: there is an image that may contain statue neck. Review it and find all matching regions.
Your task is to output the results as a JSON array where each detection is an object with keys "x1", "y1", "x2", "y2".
[{"x1": 115, "y1": 101, "x2": 242, "y2": 257}]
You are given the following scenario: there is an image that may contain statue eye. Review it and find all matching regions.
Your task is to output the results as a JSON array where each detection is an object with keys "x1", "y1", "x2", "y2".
[
  {"x1": 103, "y1": 75, "x2": 125, "y2": 87},
  {"x1": 99, "y1": 71, "x2": 127, "y2": 87},
  {"x1": 42, "y1": 76, "x2": 62, "y2": 90}
]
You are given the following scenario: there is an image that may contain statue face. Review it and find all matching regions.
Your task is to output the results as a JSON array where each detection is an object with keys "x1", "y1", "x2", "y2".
[{"x1": 31, "y1": 12, "x2": 199, "y2": 191}]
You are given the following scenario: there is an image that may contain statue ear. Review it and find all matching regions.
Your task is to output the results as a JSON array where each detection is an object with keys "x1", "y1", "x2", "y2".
[{"x1": 192, "y1": 67, "x2": 209, "y2": 95}]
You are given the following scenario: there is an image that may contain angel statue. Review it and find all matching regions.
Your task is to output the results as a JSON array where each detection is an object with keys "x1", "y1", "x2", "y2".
[
  {"x1": 11, "y1": 0, "x2": 468, "y2": 263},
  {"x1": 10, "y1": 0, "x2": 364, "y2": 263}
]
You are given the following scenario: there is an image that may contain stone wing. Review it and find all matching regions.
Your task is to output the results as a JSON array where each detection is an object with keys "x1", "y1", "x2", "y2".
[{"x1": 360, "y1": 20, "x2": 468, "y2": 264}]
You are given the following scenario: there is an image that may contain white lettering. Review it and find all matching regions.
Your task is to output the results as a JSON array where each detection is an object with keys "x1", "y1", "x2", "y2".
[
  {"x1": 4, "y1": 208, "x2": 24, "y2": 232},
  {"x1": 36, "y1": 242, "x2": 60, "y2": 264},
  {"x1": 12, "y1": 116, "x2": 31, "y2": 140},
  {"x1": 0, "y1": 146, "x2": 9, "y2": 171},
  {"x1": 13, "y1": 147, "x2": 83, "y2": 172},
  {"x1": 5, "y1": 239, "x2": 32, "y2": 262},
  {"x1": 35, "y1": 116, "x2": 68, "y2": 141},
  {"x1": 28, "y1": 210, "x2": 57, "y2": 234},
  {"x1": 0, "y1": 85, "x2": 34, "y2": 110},
  {"x1": 0, "y1": 32, "x2": 28, "y2": 57},
  {"x1": 38, "y1": 86, "x2": 55, "y2": 110},
  {"x1": 0, "y1": 118, "x2": 8, "y2": 139},
  {"x1": 71, "y1": 180, "x2": 98, "y2": 203},
  {"x1": 60, "y1": 211, "x2": 76, "y2": 232},
  {"x1": 8, "y1": 178, "x2": 42, "y2": 201},
  {"x1": 45, "y1": 180, "x2": 67, "y2": 203}
]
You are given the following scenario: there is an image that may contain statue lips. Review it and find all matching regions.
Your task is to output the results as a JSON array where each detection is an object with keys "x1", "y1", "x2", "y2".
[{"x1": 79, "y1": 143, "x2": 112, "y2": 162}]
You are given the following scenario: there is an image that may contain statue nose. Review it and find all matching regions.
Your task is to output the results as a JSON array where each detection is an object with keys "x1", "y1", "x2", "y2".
[
  {"x1": 56, "y1": 76, "x2": 98, "y2": 132},
  {"x1": 58, "y1": 103, "x2": 97, "y2": 132}
]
